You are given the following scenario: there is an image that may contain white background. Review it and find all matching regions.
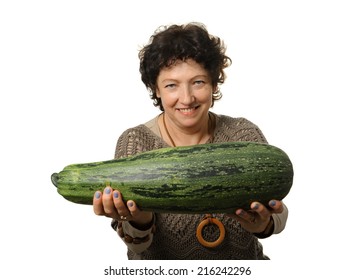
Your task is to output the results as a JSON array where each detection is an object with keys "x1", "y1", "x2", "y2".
[{"x1": 1, "y1": 0, "x2": 353, "y2": 279}]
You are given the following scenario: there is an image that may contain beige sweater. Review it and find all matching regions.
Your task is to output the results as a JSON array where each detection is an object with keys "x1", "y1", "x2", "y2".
[{"x1": 112, "y1": 113, "x2": 288, "y2": 259}]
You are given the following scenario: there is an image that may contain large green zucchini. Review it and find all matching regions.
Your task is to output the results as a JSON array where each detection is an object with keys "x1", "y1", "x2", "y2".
[{"x1": 51, "y1": 142, "x2": 293, "y2": 213}]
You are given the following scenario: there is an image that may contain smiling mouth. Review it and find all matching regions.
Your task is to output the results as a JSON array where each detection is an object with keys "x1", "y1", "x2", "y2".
[{"x1": 178, "y1": 106, "x2": 200, "y2": 113}]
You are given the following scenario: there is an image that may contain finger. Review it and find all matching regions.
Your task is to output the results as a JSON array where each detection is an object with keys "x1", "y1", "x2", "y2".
[
  {"x1": 235, "y1": 209, "x2": 257, "y2": 224},
  {"x1": 112, "y1": 190, "x2": 130, "y2": 218},
  {"x1": 93, "y1": 191, "x2": 104, "y2": 215},
  {"x1": 268, "y1": 200, "x2": 284, "y2": 213},
  {"x1": 250, "y1": 202, "x2": 270, "y2": 220},
  {"x1": 102, "y1": 186, "x2": 119, "y2": 217},
  {"x1": 126, "y1": 200, "x2": 139, "y2": 217},
  {"x1": 127, "y1": 200, "x2": 153, "y2": 226}
]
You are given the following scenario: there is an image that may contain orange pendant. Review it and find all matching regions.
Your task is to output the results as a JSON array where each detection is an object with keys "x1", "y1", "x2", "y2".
[{"x1": 196, "y1": 214, "x2": 225, "y2": 248}]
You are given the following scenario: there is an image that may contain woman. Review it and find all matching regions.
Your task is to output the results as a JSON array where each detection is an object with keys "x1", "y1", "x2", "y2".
[{"x1": 93, "y1": 22, "x2": 288, "y2": 259}]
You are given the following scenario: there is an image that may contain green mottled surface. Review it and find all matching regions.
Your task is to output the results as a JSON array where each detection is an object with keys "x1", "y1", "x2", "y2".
[{"x1": 51, "y1": 142, "x2": 293, "y2": 213}]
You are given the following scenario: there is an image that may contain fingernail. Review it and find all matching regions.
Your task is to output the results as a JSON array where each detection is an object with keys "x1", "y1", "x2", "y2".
[
  {"x1": 95, "y1": 192, "x2": 101, "y2": 199},
  {"x1": 127, "y1": 201, "x2": 134, "y2": 208},
  {"x1": 252, "y1": 203, "x2": 259, "y2": 210},
  {"x1": 236, "y1": 209, "x2": 245, "y2": 216},
  {"x1": 104, "y1": 187, "x2": 111, "y2": 194},
  {"x1": 113, "y1": 192, "x2": 119, "y2": 199},
  {"x1": 269, "y1": 200, "x2": 276, "y2": 207}
]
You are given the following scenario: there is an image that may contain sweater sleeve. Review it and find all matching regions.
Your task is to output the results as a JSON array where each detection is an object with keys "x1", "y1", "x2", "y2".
[
  {"x1": 272, "y1": 203, "x2": 288, "y2": 234},
  {"x1": 111, "y1": 217, "x2": 156, "y2": 255}
]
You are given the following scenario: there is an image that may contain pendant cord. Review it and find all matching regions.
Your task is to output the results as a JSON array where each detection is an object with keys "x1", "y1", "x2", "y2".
[
  {"x1": 162, "y1": 112, "x2": 215, "y2": 147},
  {"x1": 162, "y1": 113, "x2": 176, "y2": 147}
]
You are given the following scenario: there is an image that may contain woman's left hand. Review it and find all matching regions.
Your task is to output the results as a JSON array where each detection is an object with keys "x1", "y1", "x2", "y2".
[{"x1": 228, "y1": 200, "x2": 284, "y2": 234}]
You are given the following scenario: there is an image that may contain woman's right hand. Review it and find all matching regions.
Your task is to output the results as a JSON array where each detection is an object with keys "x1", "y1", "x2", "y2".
[{"x1": 93, "y1": 186, "x2": 153, "y2": 228}]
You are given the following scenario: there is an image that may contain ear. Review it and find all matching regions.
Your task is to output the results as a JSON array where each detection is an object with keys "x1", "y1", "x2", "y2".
[{"x1": 156, "y1": 88, "x2": 161, "y2": 98}]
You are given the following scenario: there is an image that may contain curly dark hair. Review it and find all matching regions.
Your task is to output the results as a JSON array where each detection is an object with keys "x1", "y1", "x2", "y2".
[{"x1": 138, "y1": 22, "x2": 232, "y2": 111}]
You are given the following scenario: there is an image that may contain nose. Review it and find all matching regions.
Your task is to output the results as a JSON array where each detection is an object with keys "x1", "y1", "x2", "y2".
[{"x1": 180, "y1": 85, "x2": 195, "y2": 105}]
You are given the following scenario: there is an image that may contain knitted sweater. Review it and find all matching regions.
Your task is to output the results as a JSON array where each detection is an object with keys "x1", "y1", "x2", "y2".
[{"x1": 112, "y1": 113, "x2": 288, "y2": 260}]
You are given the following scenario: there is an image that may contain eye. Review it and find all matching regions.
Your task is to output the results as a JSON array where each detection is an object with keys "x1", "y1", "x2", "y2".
[
  {"x1": 193, "y1": 80, "x2": 205, "y2": 86},
  {"x1": 165, "y1": 83, "x2": 176, "y2": 89}
]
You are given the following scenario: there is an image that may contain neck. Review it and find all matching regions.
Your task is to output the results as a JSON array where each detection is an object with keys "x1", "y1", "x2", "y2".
[{"x1": 161, "y1": 112, "x2": 214, "y2": 147}]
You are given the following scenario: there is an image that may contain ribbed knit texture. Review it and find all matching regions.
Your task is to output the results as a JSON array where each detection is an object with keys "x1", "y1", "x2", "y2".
[{"x1": 114, "y1": 114, "x2": 269, "y2": 259}]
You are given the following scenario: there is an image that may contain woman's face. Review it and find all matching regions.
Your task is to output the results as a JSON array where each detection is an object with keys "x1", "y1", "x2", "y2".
[{"x1": 156, "y1": 59, "x2": 214, "y2": 131}]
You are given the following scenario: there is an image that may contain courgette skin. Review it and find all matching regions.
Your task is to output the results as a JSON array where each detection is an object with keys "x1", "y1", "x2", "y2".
[{"x1": 51, "y1": 142, "x2": 293, "y2": 213}]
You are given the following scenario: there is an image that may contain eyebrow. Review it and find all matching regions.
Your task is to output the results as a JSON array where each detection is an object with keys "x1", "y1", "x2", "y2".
[{"x1": 160, "y1": 75, "x2": 209, "y2": 83}]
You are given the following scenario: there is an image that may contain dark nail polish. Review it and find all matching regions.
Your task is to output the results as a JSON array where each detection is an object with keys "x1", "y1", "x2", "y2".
[
  {"x1": 95, "y1": 192, "x2": 101, "y2": 199},
  {"x1": 113, "y1": 192, "x2": 119, "y2": 198},
  {"x1": 104, "y1": 187, "x2": 111, "y2": 194},
  {"x1": 252, "y1": 203, "x2": 259, "y2": 210}
]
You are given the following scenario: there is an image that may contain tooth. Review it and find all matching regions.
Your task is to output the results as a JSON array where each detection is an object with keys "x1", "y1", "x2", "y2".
[{"x1": 180, "y1": 108, "x2": 194, "y2": 112}]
